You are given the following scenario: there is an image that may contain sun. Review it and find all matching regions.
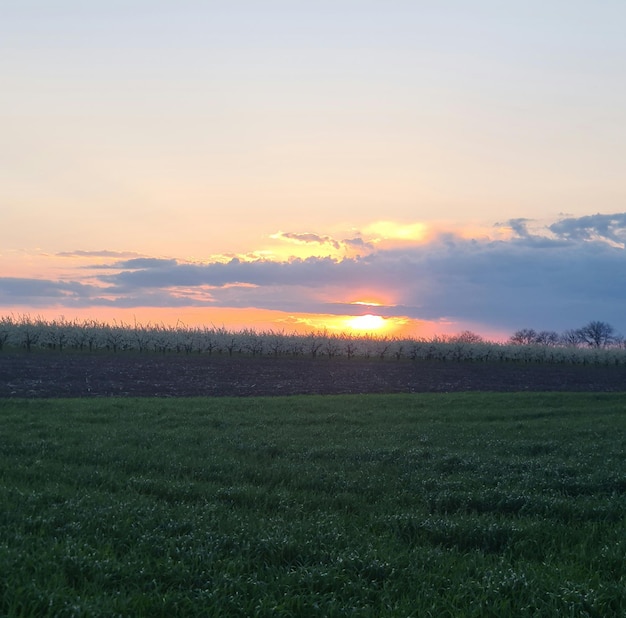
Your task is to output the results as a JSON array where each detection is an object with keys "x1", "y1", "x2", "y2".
[{"x1": 346, "y1": 314, "x2": 386, "y2": 331}]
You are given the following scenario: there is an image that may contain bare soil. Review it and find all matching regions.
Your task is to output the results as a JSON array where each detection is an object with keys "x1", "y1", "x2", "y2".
[{"x1": 1, "y1": 351, "x2": 625, "y2": 397}]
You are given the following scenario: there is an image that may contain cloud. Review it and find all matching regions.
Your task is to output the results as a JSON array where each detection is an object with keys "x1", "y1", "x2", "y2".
[
  {"x1": 344, "y1": 237, "x2": 372, "y2": 248},
  {"x1": 4, "y1": 213, "x2": 626, "y2": 335},
  {"x1": 56, "y1": 250, "x2": 143, "y2": 259},
  {"x1": 549, "y1": 213, "x2": 626, "y2": 246},
  {"x1": 272, "y1": 231, "x2": 341, "y2": 250},
  {"x1": 90, "y1": 225, "x2": 626, "y2": 332},
  {"x1": 398, "y1": 234, "x2": 624, "y2": 330},
  {"x1": 269, "y1": 231, "x2": 375, "y2": 254},
  {"x1": 81, "y1": 257, "x2": 179, "y2": 270},
  {"x1": 99, "y1": 257, "x2": 365, "y2": 291},
  {"x1": 0, "y1": 277, "x2": 105, "y2": 305},
  {"x1": 506, "y1": 218, "x2": 532, "y2": 238}
]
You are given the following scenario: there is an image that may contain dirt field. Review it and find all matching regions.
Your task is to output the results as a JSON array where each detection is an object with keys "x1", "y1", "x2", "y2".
[{"x1": 1, "y1": 351, "x2": 626, "y2": 397}]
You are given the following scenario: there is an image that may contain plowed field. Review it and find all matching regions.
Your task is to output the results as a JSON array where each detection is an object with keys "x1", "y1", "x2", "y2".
[{"x1": 2, "y1": 352, "x2": 625, "y2": 397}]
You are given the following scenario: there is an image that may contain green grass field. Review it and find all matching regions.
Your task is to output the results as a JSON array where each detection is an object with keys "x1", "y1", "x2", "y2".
[{"x1": 1, "y1": 393, "x2": 625, "y2": 617}]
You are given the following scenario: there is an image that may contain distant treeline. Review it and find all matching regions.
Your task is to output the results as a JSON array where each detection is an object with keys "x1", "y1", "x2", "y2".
[
  {"x1": 509, "y1": 321, "x2": 621, "y2": 349},
  {"x1": 1, "y1": 315, "x2": 624, "y2": 365}
]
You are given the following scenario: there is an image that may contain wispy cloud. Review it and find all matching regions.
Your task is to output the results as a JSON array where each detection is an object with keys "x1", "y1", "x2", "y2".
[
  {"x1": 268, "y1": 230, "x2": 374, "y2": 255},
  {"x1": 271, "y1": 231, "x2": 341, "y2": 250},
  {"x1": 56, "y1": 250, "x2": 144, "y2": 259}
]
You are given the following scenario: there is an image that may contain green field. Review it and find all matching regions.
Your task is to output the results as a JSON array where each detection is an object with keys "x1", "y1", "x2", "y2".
[{"x1": 1, "y1": 393, "x2": 625, "y2": 617}]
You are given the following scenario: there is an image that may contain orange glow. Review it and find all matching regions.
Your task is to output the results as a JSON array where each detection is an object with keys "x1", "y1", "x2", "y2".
[
  {"x1": 0, "y1": 305, "x2": 441, "y2": 338},
  {"x1": 0, "y1": 304, "x2": 508, "y2": 340}
]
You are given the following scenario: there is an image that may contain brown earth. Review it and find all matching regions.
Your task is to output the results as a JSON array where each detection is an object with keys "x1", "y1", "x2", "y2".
[{"x1": 1, "y1": 351, "x2": 625, "y2": 398}]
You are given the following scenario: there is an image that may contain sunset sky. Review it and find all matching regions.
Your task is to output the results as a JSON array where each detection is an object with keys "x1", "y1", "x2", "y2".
[{"x1": 2, "y1": 1, "x2": 626, "y2": 339}]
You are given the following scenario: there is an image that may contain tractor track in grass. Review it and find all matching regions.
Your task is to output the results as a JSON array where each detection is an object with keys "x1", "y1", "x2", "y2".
[{"x1": 1, "y1": 351, "x2": 625, "y2": 397}]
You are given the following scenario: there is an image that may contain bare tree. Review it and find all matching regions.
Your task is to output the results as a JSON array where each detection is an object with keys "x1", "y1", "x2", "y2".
[
  {"x1": 535, "y1": 330, "x2": 560, "y2": 346},
  {"x1": 341, "y1": 337, "x2": 359, "y2": 360},
  {"x1": 323, "y1": 334, "x2": 340, "y2": 358},
  {"x1": 509, "y1": 329, "x2": 537, "y2": 345},
  {"x1": 577, "y1": 321, "x2": 617, "y2": 348},
  {"x1": 285, "y1": 334, "x2": 304, "y2": 357},
  {"x1": 267, "y1": 330, "x2": 286, "y2": 357},
  {"x1": 305, "y1": 333, "x2": 323, "y2": 358},
  {"x1": 450, "y1": 330, "x2": 484, "y2": 344},
  {"x1": 560, "y1": 329, "x2": 582, "y2": 347},
  {"x1": 374, "y1": 336, "x2": 391, "y2": 360}
]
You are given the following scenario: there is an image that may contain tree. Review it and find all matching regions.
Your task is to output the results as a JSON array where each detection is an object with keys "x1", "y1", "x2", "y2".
[
  {"x1": 18, "y1": 314, "x2": 41, "y2": 352},
  {"x1": 577, "y1": 321, "x2": 616, "y2": 348},
  {"x1": 535, "y1": 330, "x2": 560, "y2": 346},
  {"x1": 450, "y1": 330, "x2": 484, "y2": 344},
  {"x1": 0, "y1": 315, "x2": 14, "y2": 350},
  {"x1": 560, "y1": 329, "x2": 582, "y2": 347},
  {"x1": 509, "y1": 329, "x2": 537, "y2": 345}
]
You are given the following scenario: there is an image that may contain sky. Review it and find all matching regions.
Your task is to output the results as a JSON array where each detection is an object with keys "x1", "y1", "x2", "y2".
[{"x1": 2, "y1": 1, "x2": 626, "y2": 340}]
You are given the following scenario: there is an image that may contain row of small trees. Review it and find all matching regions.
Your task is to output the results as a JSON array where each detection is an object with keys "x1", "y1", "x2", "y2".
[{"x1": 1, "y1": 314, "x2": 625, "y2": 365}]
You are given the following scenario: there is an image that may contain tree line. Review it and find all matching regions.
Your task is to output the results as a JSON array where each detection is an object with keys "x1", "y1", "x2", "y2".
[{"x1": 509, "y1": 321, "x2": 621, "y2": 349}]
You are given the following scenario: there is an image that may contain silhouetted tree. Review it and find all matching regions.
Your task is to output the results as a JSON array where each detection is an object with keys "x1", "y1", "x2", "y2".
[
  {"x1": 560, "y1": 329, "x2": 582, "y2": 347},
  {"x1": 577, "y1": 321, "x2": 616, "y2": 348},
  {"x1": 509, "y1": 328, "x2": 537, "y2": 345},
  {"x1": 450, "y1": 330, "x2": 484, "y2": 344},
  {"x1": 535, "y1": 330, "x2": 560, "y2": 346}
]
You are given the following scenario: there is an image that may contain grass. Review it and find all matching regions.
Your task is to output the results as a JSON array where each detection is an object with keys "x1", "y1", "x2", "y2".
[{"x1": 0, "y1": 393, "x2": 625, "y2": 617}]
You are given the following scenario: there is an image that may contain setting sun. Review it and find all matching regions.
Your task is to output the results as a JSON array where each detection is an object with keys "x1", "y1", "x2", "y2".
[
  {"x1": 346, "y1": 314, "x2": 386, "y2": 331},
  {"x1": 2, "y1": 3, "x2": 623, "y2": 348}
]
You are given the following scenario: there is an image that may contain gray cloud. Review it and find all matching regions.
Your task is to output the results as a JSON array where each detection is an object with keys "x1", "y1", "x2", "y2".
[
  {"x1": 99, "y1": 257, "x2": 375, "y2": 291},
  {"x1": 549, "y1": 213, "x2": 626, "y2": 245},
  {"x1": 0, "y1": 277, "x2": 105, "y2": 305},
  {"x1": 401, "y1": 236, "x2": 625, "y2": 330},
  {"x1": 85, "y1": 258, "x2": 178, "y2": 270},
  {"x1": 344, "y1": 236, "x2": 374, "y2": 249},
  {"x1": 506, "y1": 218, "x2": 532, "y2": 238}
]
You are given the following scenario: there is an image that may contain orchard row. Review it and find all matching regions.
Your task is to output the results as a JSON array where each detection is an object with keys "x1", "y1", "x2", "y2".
[{"x1": 1, "y1": 314, "x2": 625, "y2": 365}]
